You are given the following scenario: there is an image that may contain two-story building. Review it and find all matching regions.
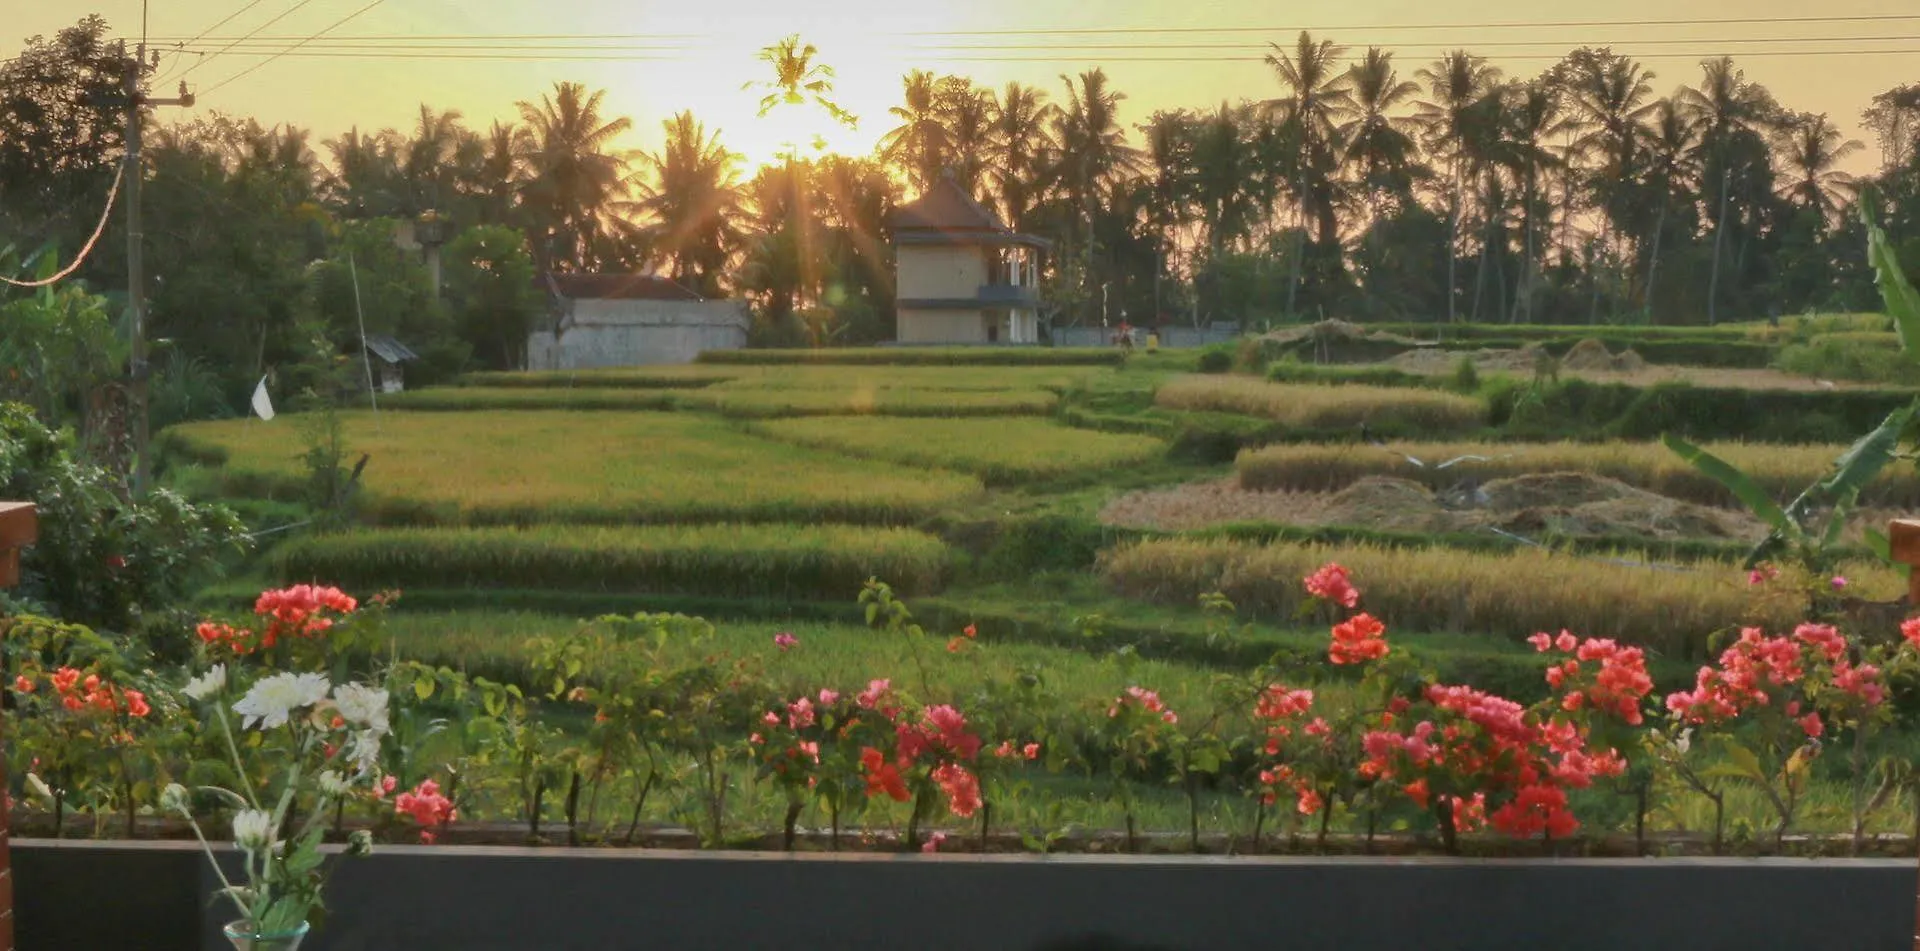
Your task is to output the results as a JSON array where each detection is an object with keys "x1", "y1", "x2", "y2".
[{"x1": 890, "y1": 173, "x2": 1049, "y2": 345}]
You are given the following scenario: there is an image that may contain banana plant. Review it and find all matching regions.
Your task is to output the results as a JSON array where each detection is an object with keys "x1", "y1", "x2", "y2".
[{"x1": 1664, "y1": 199, "x2": 1920, "y2": 572}]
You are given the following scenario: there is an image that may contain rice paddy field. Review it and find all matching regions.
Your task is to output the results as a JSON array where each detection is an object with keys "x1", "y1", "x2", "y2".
[{"x1": 157, "y1": 335, "x2": 1920, "y2": 846}]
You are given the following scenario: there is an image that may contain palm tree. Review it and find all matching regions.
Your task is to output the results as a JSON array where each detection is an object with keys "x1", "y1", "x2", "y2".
[
  {"x1": 323, "y1": 127, "x2": 402, "y2": 219},
  {"x1": 1265, "y1": 32, "x2": 1352, "y2": 267},
  {"x1": 1416, "y1": 50, "x2": 1503, "y2": 321},
  {"x1": 1559, "y1": 49, "x2": 1655, "y2": 321},
  {"x1": 514, "y1": 81, "x2": 634, "y2": 272},
  {"x1": 628, "y1": 111, "x2": 742, "y2": 297},
  {"x1": 745, "y1": 34, "x2": 856, "y2": 154},
  {"x1": 1774, "y1": 112, "x2": 1863, "y2": 222},
  {"x1": 1139, "y1": 110, "x2": 1193, "y2": 321},
  {"x1": 1679, "y1": 56, "x2": 1777, "y2": 323},
  {"x1": 475, "y1": 120, "x2": 520, "y2": 226},
  {"x1": 988, "y1": 82, "x2": 1056, "y2": 231},
  {"x1": 1338, "y1": 48, "x2": 1422, "y2": 225},
  {"x1": 1052, "y1": 68, "x2": 1140, "y2": 322},
  {"x1": 879, "y1": 71, "x2": 950, "y2": 193},
  {"x1": 402, "y1": 105, "x2": 465, "y2": 214},
  {"x1": 1639, "y1": 97, "x2": 1700, "y2": 319},
  {"x1": 937, "y1": 77, "x2": 995, "y2": 199},
  {"x1": 1499, "y1": 79, "x2": 1562, "y2": 321}
]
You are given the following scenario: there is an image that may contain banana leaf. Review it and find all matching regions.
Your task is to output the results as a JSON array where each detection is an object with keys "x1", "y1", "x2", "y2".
[
  {"x1": 1661, "y1": 433, "x2": 1792, "y2": 534},
  {"x1": 1862, "y1": 200, "x2": 1920, "y2": 360}
]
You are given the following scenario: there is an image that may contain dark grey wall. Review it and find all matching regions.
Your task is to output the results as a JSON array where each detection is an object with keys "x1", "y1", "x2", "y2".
[{"x1": 15, "y1": 840, "x2": 1918, "y2": 951}]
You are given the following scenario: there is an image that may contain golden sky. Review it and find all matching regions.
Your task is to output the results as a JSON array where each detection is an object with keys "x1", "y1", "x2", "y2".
[{"x1": 13, "y1": 0, "x2": 1918, "y2": 174}]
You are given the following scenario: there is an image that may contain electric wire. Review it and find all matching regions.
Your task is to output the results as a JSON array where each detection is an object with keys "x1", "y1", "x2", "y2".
[{"x1": 0, "y1": 163, "x2": 127, "y2": 289}]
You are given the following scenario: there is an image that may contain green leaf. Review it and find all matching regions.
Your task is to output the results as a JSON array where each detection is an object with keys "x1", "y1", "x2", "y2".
[
  {"x1": 413, "y1": 678, "x2": 435, "y2": 701},
  {"x1": 1661, "y1": 433, "x2": 1792, "y2": 533},
  {"x1": 1862, "y1": 200, "x2": 1920, "y2": 360},
  {"x1": 1721, "y1": 740, "x2": 1765, "y2": 781},
  {"x1": 1866, "y1": 527, "x2": 1893, "y2": 564}
]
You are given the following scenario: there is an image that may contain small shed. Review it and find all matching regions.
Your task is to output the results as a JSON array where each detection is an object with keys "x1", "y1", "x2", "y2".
[{"x1": 363, "y1": 334, "x2": 420, "y2": 393}]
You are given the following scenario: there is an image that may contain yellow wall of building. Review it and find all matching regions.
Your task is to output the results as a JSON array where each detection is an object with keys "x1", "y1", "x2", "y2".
[
  {"x1": 897, "y1": 246, "x2": 987, "y2": 300},
  {"x1": 898, "y1": 309, "x2": 987, "y2": 343}
]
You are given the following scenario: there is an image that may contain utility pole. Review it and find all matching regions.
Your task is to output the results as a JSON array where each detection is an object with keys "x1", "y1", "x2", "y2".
[{"x1": 123, "y1": 40, "x2": 194, "y2": 493}]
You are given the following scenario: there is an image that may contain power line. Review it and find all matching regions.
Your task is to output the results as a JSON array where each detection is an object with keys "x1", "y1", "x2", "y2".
[
  {"x1": 149, "y1": 33, "x2": 1920, "y2": 51},
  {"x1": 155, "y1": 0, "x2": 275, "y2": 81},
  {"x1": 200, "y1": 0, "x2": 389, "y2": 97},
  {"x1": 0, "y1": 163, "x2": 126, "y2": 289},
  {"x1": 139, "y1": 11, "x2": 1920, "y2": 42},
  {"x1": 179, "y1": 0, "x2": 326, "y2": 78},
  {"x1": 896, "y1": 12, "x2": 1920, "y2": 35},
  {"x1": 124, "y1": 47, "x2": 1920, "y2": 65}
]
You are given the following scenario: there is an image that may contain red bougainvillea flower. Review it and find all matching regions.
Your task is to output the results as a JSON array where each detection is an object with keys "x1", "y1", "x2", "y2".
[
  {"x1": 933, "y1": 763, "x2": 983, "y2": 818},
  {"x1": 1255, "y1": 685, "x2": 1315, "y2": 720},
  {"x1": 50, "y1": 668, "x2": 80, "y2": 695},
  {"x1": 1109, "y1": 686, "x2": 1178, "y2": 724},
  {"x1": 1830, "y1": 661, "x2": 1885, "y2": 708},
  {"x1": 1303, "y1": 563, "x2": 1360, "y2": 609},
  {"x1": 963, "y1": 624, "x2": 977, "y2": 639},
  {"x1": 1491, "y1": 784, "x2": 1576, "y2": 839},
  {"x1": 946, "y1": 637, "x2": 966, "y2": 653},
  {"x1": 1328, "y1": 614, "x2": 1389, "y2": 665},
  {"x1": 1798, "y1": 712, "x2": 1824, "y2": 738},
  {"x1": 1023, "y1": 743, "x2": 1041, "y2": 760},
  {"x1": 860, "y1": 746, "x2": 910, "y2": 802},
  {"x1": 1901, "y1": 618, "x2": 1920, "y2": 650},
  {"x1": 395, "y1": 779, "x2": 456, "y2": 843},
  {"x1": 12, "y1": 675, "x2": 32, "y2": 694},
  {"x1": 1534, "y1": 634, "x2": 1652, "y2": 725},
  {"x1": 123, "y1": 689, "x2": 150, "y2": 719}
]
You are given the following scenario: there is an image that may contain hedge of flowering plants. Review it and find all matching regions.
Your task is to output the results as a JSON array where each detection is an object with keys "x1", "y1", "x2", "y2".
[{"x1": 5, "y1": 562, "x2": 1920, "y2": 860}]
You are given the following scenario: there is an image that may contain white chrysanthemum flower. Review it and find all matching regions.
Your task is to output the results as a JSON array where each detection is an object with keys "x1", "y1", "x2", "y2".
[
  {"x1": 160, "y1": 783, "x2": 191, "y2": 816},
  {"x1": 318, "y1": 771, "x2": 349, "y2": 797},
  {"x1": 183, "y1": 665, "x2": 227, "y2": 701},
  {"x1": 331, "y1": 683, "x2": 390, "y2": 735},
  {"x1": 232, "y1": 809, "x2": 274, "y2": 852},
  {"x1": 232, "y1": 672, "x2": 331, "y2": 730},
  {"x1": 344, "y1": 730, "x2": 383, "y2": 778}
]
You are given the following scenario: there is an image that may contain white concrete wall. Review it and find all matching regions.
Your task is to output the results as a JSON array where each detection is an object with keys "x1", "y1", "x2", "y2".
[
  {"x1": 898, "y1": 308, "x2": 987, "y2": 344},
  {"x1": 527, "y1": 300, "x2": 749, "y2": 369},
  {"x1": 897, "y1": 246, "x2": 987, "y2": 300}
]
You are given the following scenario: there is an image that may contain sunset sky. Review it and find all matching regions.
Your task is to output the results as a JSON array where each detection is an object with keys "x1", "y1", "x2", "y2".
[{"x1": 14, "y1": 1, "x2": 1919, "y2": 175}]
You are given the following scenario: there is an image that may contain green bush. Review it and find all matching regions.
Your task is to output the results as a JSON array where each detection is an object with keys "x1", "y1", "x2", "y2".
[
  {"x1": 1, "y1": 403, "x2": 246, "y2": 630},
  {"x1": 1196, "y1": 346, "x2": 1233, "y2": 374},
  {"x1": 1775, "y1": 333, "x2": 1920, "y2": 385},
  {"x1": 274, "y1": 524, "x2": 950, "y2": 600}
]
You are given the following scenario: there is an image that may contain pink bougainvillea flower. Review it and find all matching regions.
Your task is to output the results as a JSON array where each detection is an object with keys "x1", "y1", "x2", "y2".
[
  {"x1": 1527, "y1": 632, "x2": 1553, "y2": 652},
  {"x1": 922, "y1": 831, "x2": 947, "y2": 854},
  {"x1": 1830, "y1": 576, "x2": 1849, "y2": 591},
  {"x1": 395, "y1": 779, "x2": 456, "y2": 843},
  {"x1": 1303, "y1": 563, "x2": 1360, "y2": 608},
  {"x1": 773, "y1": 632, "x2": 798, "y2": 651},
  {"x1": 856, "y1": 679, "x2": 892, "y2": 711},
  {"x1": 933, "y1": 763, "x2": 982, "y2": 818},
  {"x1": 1023, "y1": 742, "x2": 1041, "y2": 760},
  {"x1": 818, "y1": 689, "x2": 840, "y2": 705},
  {"x1": 1798, "y1": 712, "x2": 1824, "y2": 738}
]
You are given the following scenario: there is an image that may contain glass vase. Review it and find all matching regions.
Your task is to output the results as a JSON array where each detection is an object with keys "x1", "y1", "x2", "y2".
[{"x1": 223, "y1": 919, "x2": 310, "y2": 951}]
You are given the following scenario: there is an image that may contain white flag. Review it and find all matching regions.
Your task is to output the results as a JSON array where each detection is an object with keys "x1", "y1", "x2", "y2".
[{"x1": 251, "y1": 376, "x2": 275, "y2": 421}]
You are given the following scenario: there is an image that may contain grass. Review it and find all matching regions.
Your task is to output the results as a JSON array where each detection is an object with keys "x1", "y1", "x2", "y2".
[
  {"x1": 163, "y1": 410, "x2": 982, "y2": 525},
  {"x1": 378, "y1": 611, "x2": 1256, "y2": 717},
  {"x1": 1154, "y1": 376, "x2": 1486, "y2": 433},
  {"x1": 1234, "y1": 439, "x2": 1920, "y2": 509},
  {"x1": 275, "y1": 524, "x2": 949, "y2": 600},
  {"x1": 703, "y1": 365, "x2": 1103, "y2": 393},
  {"x1": 1098, "y1": 537, "x2": 1906, "y2": 657},
  {"x1": 747, "y1": 417, "x2": 1167, "y2": 486},
  {"x1": 674, "y1": 386, "x2": 1060, "y2": 418},
  {"x1": 383, "y1": 388, "x2": 684, "y2": 412},
  {"x1": 457, "y1": 366, "x2": 740, "y2": 389},
  {"x1": 697, "y1": 347, "x2": 1124, "y2": 366}
]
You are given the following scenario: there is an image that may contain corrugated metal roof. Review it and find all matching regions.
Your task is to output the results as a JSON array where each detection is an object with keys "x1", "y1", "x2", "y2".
[{"x1": 364, "y1": 334, "x2": 419, "y2": 364}]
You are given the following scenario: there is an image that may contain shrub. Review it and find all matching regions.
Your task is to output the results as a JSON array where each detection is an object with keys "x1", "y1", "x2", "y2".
[
  {"x1": 274, "y1": 524, "x2": 950, "y2": 600},
  {"x1": 1, "y1": 403, "x2": 245, "y2": 629},
  {"x1": 1234, "y1": 438, "x2": 1920, "y2": 508},
  {"x1": 1154, "y1": 376, "x2": 1486, "y2": 434},
  {"x1": 1196, "y1": 346, "x2": 1233, "y2": 374},
  {"x1": 162, "y1": 410, "x2": 982, "y2": 526},
  {"x1": 747, "y1": 417, "x2": 1165, "y2": 486},
  {"x1": 1098, "y1": 537, "x2": 1896, "y2": 657},
  {"x1": 1775, "y1": 333, "x2": 1920, "y2": 386},
  {"x1": 696, "y1": 347, "x2": 1122, "y2": 367},
  {"x1": 1449, "y1": 355, "x2": 1481, "y2": 393}
]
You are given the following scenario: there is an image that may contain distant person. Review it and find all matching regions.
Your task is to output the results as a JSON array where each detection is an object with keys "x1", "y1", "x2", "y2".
[{"x1": 1116, "y1": 321, "x2": 1134, "y2": 352}]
